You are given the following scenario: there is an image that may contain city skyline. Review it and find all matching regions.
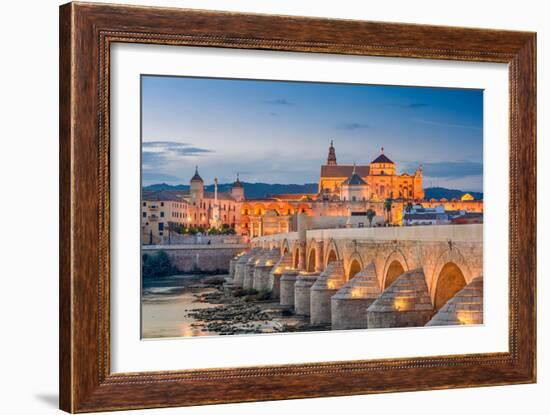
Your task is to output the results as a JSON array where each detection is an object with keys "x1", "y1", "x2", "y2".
[{"x1": 142, "y1": 75, "x2": 484, "y2": 191}]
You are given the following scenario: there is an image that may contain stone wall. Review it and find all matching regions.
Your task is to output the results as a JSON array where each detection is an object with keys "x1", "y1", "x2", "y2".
[{"x1": 143, "y1": 245, "x2": 247, "y2": 274}]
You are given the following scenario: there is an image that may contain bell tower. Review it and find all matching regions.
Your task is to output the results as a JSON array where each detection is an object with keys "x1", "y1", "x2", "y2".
[{"x1": 327, "y1": 140, "x2": 337, "y2": 166}]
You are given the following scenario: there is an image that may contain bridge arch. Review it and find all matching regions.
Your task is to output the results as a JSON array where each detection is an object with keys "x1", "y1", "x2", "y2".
[
  {"x1": 307, "y1": 245, "x2": 317, "y2": 272},
  {"x1": 346, "y1": 252, "x2": 364, "y2": 281},
  {"x1": 431, "y1": 247, "x2": 472, "y2": 306},
  {"x1": 281, "y1": 239, "x2": 290, "y2": 255},
  {"x1": 325, "y1": 239, "x2": 340, "y2": 267},
  {"x1": 433, "y1": 262, "x2": 466, "y2": 311},
  {"x1": 382, "y1": 250, "x2": 409, "y2": 289}
]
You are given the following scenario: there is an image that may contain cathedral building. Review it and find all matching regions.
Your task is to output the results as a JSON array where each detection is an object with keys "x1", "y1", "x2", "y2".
[
  {"x1": 319, "y1": 141, "x2": 424, "y2": 201},
  {"x1": 141, "y1": 141, "x2": 480, "y2": 242}
]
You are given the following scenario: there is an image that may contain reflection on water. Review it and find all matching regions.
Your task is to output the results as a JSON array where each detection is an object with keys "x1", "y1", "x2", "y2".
[
  {"x1": 142, "y1": 273, "x2": 317, "y2": 339},
  {"x1": 142, "y1": 274, "x2": 221, "y2": 338}
]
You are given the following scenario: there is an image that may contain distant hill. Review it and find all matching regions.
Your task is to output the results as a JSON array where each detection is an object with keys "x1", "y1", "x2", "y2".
[
  {"x1": 424, "y1": 187, "x2": 483, "y2": 201},
  {"x1": 143, "y1": 183, "x2": 482, "y2": 201},
  {"x1": 143, "y1": 182, "x2": 318, "y2": 199}
]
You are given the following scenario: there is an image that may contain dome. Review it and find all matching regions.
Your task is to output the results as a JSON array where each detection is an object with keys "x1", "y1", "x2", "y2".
[{"x1": 190, "y1": 166, "x2": 203, "y2": 182}]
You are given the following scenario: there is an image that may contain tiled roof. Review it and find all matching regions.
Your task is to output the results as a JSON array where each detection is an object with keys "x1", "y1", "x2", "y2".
[
  {"x1": 371, "y1": 153, "x2": 394, "y2": 164},
  {"x1": 320, "y1": 164, "x2": 370, "y2": 178},
  {"x1": 342, "y1": 173, "x2": 367, "y2": 186},
  {"x1": 142, "y1": 189, "x2": 188, "y2": 201}
]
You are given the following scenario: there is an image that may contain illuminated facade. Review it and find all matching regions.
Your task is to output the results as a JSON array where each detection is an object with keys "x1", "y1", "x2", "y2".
[
  {"x1": 142, "y1": 142, "x2": 482, "y2": 242},
  {"x1": 319, "y1": 141, "x2": 424, "y2": 201}
]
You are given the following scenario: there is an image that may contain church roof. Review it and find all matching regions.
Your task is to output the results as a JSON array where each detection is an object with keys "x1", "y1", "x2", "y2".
[
  {"x1": 320, "y1": 164, "x2": 370, "y2": 178},
  {"x1": 232, "y1": 173, "x2": 243, "y2": 188},
  {"x1": 371, "y1": 153, "x2": 394, "y2": 164},
  {"x1": 342, "y1": 172, "x2": 367, "y2": 186},
  {"x1": 190, "y1": 166, "x2": 203, "y2": 182}
]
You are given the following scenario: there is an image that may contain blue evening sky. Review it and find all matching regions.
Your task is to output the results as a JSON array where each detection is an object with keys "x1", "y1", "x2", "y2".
[{"x1": 141, "y1": 75, "x2": 483, "y2": 192}]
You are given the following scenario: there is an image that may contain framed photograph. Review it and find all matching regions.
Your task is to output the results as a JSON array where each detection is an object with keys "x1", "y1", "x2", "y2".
[{"x1": 59, "y1": 2, "x2": 536, "y2": 412}]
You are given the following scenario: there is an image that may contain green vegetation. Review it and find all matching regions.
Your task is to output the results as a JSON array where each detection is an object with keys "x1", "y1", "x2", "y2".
[
  {"x1": 207, "y1": 224, "x2": 236, "y2": 235},
  {"x1": 142, "y1": 250, "x2": 177, "y2": 278}
]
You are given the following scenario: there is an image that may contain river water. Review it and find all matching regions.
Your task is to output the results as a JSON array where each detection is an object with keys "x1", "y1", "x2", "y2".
[
  {"x1": 142, "y1": 274, "x2": 315, "y2": 339},
  {"x1": 142, "y1": 274, "x2": 221, "y2": 338}
]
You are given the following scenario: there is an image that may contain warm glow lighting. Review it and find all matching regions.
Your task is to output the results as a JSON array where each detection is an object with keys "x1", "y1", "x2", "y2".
[
  {"x1": 393, "y1": 298, "x2": 407, "y2": 311},
  {"x1": 351, "y1": 287, "x2": 362, "y2": 298},
  {"x1": 457, "y1": 311, "x2": 475, "y2": 325},
  {"x1": 266, "y1": 260, "x2": 273, "y2": 266},
  {"x1": 327, "y1": 281, "x2": 335, "y2": 290}
]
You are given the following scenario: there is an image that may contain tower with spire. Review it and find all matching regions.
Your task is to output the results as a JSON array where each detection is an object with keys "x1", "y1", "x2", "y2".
[
  {"x1": 231, "y1": 173, "x2": 245, "y2": 202},
  {"x1": 189, "y1": 165, "x2": 204, "y2": 204},
  {"x1": 327, "y1": 140, "x2": 337, "y2": 166}
]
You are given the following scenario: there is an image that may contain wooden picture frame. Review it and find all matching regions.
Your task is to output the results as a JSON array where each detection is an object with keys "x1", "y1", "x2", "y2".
[{"x1": 59, "y1": 2, "x2": 536, "y2": 412}]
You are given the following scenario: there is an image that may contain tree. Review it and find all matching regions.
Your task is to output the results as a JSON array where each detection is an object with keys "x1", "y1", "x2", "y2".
[
  {"x1": 384, "y1": 198, "x2": 393, "y2": 224},
  {"x1": 142, "y1": 250, "x2": 177, "y2": 278},
  {"x1": 366, "y1": 208, "x2": 376, "y2": 227}
]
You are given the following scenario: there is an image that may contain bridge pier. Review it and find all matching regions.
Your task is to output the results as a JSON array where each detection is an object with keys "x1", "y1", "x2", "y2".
[
  {"x1": 232, "y1": 249, "x2": 259, "y2": 287},
  {"x1": 243, "y1": 250, "x2": 264, "y2": 290},
  {"x1": 294, "y1": 272, "x2": 320, "y2": 316},
  {"x1": 426, "y1": 276, "x2": 483, "y2": 326},
  {"x1": 315, "y1": 240, "x2": 324, "y2": 272},
  {"x1": 268, "y1": 252, "x2": 293, "y2": 299},
  {"x1": 331, "y1": 262, "x2": 381, "y2": 330},
  {"x1": 253, "y1": 249, "x2": 279, "y2": 292},
  {"x1": 310, "y1": 260, "x2": 345, "y2": 325},
  {"x1": 280, "y1": 269, "x2": 300, "y2": 306},
  {"x1": 367, "y1": 269, "x2": 434, "y2": 328}
]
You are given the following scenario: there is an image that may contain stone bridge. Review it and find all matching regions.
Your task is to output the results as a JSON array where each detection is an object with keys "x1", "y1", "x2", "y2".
[{"x1": 227, "y1": 217, "x2": 483, "y2": 330}]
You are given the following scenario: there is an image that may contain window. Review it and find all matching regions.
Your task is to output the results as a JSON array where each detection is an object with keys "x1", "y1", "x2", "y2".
[
  {"x1": 160, "y1": 202, "x2": 164, "y2": 207},
  {"x1": 142, "y1": 202, "x2": 146, "y2": 207},
  {"x1": 142, "y1": 212, "x2": 146, "y2": 218},
  {"x1": 352, "y1": 196, "x2": 357, "y2": 201},
  {"x1": 158, "y1": 222, "x2": 164, "y2": 231},
  {"x1": 160, "y1": 212, "x2": 164, "y2": 218}
]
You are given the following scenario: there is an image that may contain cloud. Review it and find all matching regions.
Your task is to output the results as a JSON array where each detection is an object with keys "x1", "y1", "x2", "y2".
[
  {"x1": 412, "y1": 118, "x2": 482, "y2": 131},
  {"x1": 265, "y1": 98, "x2": 293, "y2": 106},
  {"x1": 142, "y1": 141, "x2": 213, "y2": 169},
  {"x1": 336, "y1": 122, "x2": 369, "y2": 131},
  {"x1": 420, "y1": 161, "x2": 483, "y2": 179}
]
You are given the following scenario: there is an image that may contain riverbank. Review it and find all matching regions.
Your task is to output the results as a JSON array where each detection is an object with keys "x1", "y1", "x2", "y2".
[{"x1": 142, "y1": 274, "x2": 329, "y2": 338}]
